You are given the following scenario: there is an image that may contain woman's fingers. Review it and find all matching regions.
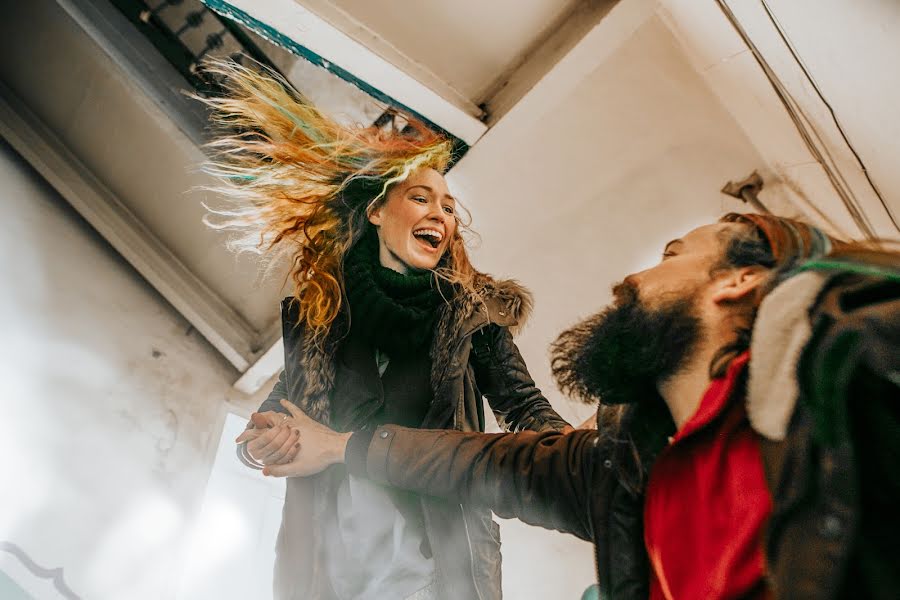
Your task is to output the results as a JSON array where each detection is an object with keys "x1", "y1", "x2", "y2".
[
  {"x1": 274, "y1": 437, "x2": 302, "y2": 465},
  {"x1": 268, "y1": 428, "x2": 301, "y2": 464},
  {"x1": 248, "y1": 425, "x2": 290, "y2": 461},
  {"x1": 235, "y1": 426, "x2": 264, "y2": 444}
]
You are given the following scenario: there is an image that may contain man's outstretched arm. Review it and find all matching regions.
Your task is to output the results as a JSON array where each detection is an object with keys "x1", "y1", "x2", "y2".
[{"x1": 257, "y1": 399, "x2": 604, "y2": 541}]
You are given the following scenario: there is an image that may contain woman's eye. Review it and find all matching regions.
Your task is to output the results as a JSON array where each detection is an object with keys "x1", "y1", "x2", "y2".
[
  {"x1": 442, "y1": 205, "x2": 455, "y2": 215},
  {"x1": 661, "y1": 252, "x2": 676, "y2": 260},
  {"x1": 412, "y1": 195, "x2": 427, "y2": 203}
]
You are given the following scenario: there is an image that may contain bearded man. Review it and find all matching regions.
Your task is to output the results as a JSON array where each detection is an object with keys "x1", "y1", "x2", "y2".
[{"x1": 244, "y1": 213, "x2": 899, "y2": 600}]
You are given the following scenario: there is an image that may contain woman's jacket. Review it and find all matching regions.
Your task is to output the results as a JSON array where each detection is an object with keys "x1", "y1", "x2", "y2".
[{"x1": 258, "y1": 276, "x2": 570, "y2": 600}]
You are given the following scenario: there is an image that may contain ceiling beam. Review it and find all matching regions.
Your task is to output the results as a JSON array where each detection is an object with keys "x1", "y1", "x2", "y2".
[
  {"x1": 283, "y1": 0, "x2": 482, "y2": 121},
  {"x1": 479, "y1": 0, "x2": 622, "y2": 125},
  {"x1": 466, "y1": 0, "x2": 658, "y2": 150},
  {"x1": 203, "y1": 0, "x2": 488, "y2": 146},
  {"x1": 0, "y1": 81, "x2": 260, "y2": 372}
]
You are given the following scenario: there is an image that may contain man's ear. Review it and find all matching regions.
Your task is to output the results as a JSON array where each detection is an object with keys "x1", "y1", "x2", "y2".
[{"x1": 710, "y1": 266, "x2": 768, "y2": 305}]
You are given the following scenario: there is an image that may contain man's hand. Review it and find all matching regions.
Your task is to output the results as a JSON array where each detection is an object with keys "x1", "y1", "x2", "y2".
[
  {"x1": 260, "y1": 399, "x2": 352, "y2": 478},
  {"x1": 235, "y1": 410, "x2": 300, "y2": 466}
]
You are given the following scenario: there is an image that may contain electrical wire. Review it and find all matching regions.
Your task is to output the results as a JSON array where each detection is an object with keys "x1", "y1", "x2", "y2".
[
  {"x1": 714, "y1": 0, "x2": 880, "y2": 239},
  {"x1": 760, "y1": 0, "x2": 899, "y2": 232}
]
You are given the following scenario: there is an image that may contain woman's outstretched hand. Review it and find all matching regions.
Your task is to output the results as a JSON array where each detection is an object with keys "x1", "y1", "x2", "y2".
[{"x1": 246, "y1": 399, "x2": 351, "y2": 478}]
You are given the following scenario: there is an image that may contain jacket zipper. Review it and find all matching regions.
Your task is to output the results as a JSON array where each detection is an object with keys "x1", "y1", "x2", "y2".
[{"x1": 454, "y1": 318, "x2": 490, "y2": 600}]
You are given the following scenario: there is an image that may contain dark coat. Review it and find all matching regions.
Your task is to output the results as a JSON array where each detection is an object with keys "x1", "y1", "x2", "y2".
[
  {"x1": 259, "y1": 278, "x2": 570, "y2": 600},
  {"x1": 344, "y1": 264, "x2": 900, "y2": 599}
]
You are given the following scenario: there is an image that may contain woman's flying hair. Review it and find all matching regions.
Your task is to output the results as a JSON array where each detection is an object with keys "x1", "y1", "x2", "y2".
[{"x1": 197, "y1": 60, "x2": 464, "y2": 338}]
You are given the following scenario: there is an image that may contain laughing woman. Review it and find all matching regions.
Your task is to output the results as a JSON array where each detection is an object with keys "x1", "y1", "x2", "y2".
[{"x1": 203, "y1": 62, "x2": 571, "y2": 600}]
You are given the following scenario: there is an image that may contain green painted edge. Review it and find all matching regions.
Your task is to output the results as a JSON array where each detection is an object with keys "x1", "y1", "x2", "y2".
[{"x1": 201, "y1": 0, "x2": 470, "y2": 164}]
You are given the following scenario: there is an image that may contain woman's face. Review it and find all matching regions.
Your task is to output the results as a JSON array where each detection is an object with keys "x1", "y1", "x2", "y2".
[{"x1": 368, "y1": 168, "x2": 457, "y2": 273}]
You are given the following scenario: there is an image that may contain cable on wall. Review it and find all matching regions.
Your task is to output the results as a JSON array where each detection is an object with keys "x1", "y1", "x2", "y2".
[
  {"x1": 714, "y1": 0, "x2": 879, "y2": 239},
  {"x1": 759, "y1": 0, "x2": 899, "y2": 232}
]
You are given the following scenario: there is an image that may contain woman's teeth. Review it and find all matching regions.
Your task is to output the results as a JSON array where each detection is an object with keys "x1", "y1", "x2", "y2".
[{"x1": 413, "y1": 228, "x2": 443, "y2": 248}]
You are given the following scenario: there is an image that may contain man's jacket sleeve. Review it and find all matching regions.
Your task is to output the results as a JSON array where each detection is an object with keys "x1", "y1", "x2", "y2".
[{"x1": 345, "y1": 427, "x2": 603, "y2": 541}]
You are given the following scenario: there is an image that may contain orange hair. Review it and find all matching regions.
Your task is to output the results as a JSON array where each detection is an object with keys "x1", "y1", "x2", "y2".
[{"x1": 198, "y1": 60, "x2": 474, "y2": 338}]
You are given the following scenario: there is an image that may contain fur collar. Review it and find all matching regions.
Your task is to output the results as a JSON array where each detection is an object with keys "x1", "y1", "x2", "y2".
[
  {"x1": 294, "y1": 274, "x2": 533, "y2": 425},
  {"x1": 747, "y1": 271, "x2": 828, "y2": 440}
]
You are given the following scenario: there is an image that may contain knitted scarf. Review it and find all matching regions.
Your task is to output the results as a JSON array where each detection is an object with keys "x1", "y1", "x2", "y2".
[{"x1": 343, "y1": 229, "x2": 446, "y2": 355}]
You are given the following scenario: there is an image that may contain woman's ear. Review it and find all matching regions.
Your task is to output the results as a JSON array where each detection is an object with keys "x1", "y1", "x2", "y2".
[
  {"x1": 710, "y1": 266, "x2": 768, "y2": 305},
  {"x1": 367, "y1": 203, "x2": 383, "y2": 226}
]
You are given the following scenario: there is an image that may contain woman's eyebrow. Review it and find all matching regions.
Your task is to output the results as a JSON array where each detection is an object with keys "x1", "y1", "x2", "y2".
[{"x1": 408, "y1": 185, "x2": 456, "y2": 203}]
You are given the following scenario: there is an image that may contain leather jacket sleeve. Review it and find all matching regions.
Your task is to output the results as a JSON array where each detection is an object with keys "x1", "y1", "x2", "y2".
[
  {"x1": 347, "y1": 426, "x2": 602, "y2": 541},
  {"x1": 471, "y1": 324, "x2": 571, "y2": 433},
  {"x1": 257, "y1": 369, "x2": 290, "y2": 415}
]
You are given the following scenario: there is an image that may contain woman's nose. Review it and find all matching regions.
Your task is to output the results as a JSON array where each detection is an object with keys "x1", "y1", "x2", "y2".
[{"x1": 427, "y1": 203, "x2": 446, "y2": 222}]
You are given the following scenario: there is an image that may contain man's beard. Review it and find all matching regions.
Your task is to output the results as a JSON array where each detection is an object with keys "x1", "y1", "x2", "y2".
[{"x1": 551, "y1": 280, "x2": 702, "y2": 405}]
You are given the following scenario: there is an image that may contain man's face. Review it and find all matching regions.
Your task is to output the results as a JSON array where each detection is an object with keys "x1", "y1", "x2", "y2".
[
  {"x1": 621, "y1": 222, "x2": 738, "y2": 310},
  {"x1": 551, "y1": 223, "x2": 736, "y2": 405}
]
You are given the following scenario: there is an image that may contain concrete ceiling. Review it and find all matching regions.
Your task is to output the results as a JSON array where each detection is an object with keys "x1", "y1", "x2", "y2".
[{"x1": 2, "y1": 0, "x2": 896, "y2": 396}]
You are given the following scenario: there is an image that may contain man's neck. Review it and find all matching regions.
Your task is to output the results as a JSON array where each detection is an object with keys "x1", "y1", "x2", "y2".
[{"x1": 657, "y1": 340, "x2": 718, "y2": 430}]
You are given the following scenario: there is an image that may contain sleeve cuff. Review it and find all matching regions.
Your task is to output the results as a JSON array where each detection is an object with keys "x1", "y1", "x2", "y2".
[{"x1": 345, "y1": 430, "x2": 375, "y2": 476}]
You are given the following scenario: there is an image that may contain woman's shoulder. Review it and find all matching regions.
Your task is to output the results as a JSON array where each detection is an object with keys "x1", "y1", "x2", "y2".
[{"x1": 466, "y1": 274, "x2": 534, "y2": 331}]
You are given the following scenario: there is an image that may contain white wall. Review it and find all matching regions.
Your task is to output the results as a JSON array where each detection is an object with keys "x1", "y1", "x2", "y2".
[
  {"x1": 0, "y1": 141, "x2": 264, "y2": 599},
  {"x1": 453, "y1": 14, "x2": 769, "y2": 425},
  {"x1": 449, "y1": 15, "x2": 776, "y2": 599}
]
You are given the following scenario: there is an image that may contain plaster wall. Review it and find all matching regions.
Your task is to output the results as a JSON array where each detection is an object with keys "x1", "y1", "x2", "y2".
[{"x1": 0, "y1": 141, "x2": 264, "y2": 599}]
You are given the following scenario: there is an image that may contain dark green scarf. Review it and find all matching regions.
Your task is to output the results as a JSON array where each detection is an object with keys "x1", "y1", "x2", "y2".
[{"x1": 343, "y1": 229, "x2": 446, "y2": 355}]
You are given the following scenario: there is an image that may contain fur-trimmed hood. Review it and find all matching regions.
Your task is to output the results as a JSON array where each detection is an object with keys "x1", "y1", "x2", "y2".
[
  {"x1": 747, "y1": 271, "x2": 827, "y2": 441},
  {"x1": 291, "y1": 273, "x2": 534, "y2": 425}
]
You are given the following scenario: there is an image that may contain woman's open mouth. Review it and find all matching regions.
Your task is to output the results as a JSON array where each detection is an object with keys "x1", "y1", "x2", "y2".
[{"x1": 412, "y1": 228, "x2": 444, "y2": 251}]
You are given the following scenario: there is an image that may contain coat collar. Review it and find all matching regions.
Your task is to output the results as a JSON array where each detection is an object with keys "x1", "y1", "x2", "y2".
[{"x1": 287, "y1": 274, "x2": 534, "y2": 425}]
